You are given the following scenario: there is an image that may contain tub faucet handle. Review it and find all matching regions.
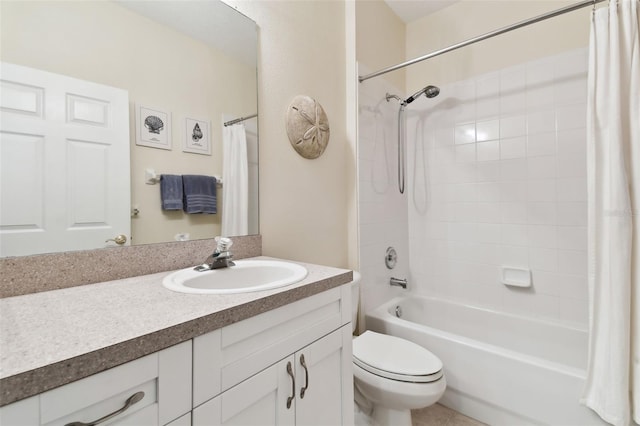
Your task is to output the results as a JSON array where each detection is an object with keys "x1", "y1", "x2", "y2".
[{"x1": 390, "y1": 277, "x2": 407, "y2": 289}]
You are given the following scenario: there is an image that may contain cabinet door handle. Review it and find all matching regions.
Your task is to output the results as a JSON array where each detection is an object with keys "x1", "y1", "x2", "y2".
[
  {"x1": 286, "y1": 361, "x2": 295, "y2": 409},
  {"x1": 65, "y1": 391, "x2": 145, "y2": 426},
  {"x1": 299, "y1": 353, "x2": 309, "y2": 398}
]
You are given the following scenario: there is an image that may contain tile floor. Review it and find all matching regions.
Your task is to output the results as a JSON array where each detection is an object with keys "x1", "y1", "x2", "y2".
[{"x1": 412, "y1": 404, "x2": 486, "y2": 426}]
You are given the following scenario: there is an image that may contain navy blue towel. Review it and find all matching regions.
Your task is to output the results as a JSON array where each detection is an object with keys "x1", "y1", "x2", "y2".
[
  {"x1": 182, "y1": 175, "x2": 217, "y2": 214},
  {"x1": 160, "y1": 175, "x2": 184, "y2": 210}
]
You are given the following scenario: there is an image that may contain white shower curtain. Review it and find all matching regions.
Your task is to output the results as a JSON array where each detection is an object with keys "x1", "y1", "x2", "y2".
[
  {"x1": 221, "y1": 124, "x2": 249, "y2": 237},
  {"x1": 581, "y1": 1, "x2": 640, "y2": 425}
]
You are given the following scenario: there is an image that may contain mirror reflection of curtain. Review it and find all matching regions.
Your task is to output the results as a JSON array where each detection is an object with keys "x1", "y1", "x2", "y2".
[
  {"x1": 245, "y1": 119, "x2": 259, "y2": 235},
  {"x1": 222, "y1": 124, "x2": 249, "y2": 236}
]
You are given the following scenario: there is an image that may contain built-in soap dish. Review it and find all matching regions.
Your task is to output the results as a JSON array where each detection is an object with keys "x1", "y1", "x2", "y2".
[{"x1": 501, "y1": 266, "x2": 531, "y2": 288}]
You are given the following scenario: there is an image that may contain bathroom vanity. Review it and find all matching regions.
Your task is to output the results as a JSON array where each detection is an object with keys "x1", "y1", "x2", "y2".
[{"x1": 0, "y1": 257, "x2": 353, "y2": 425}]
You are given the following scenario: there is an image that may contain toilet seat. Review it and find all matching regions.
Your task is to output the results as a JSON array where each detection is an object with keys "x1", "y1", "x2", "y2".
[{"x1": 353, "y1": 331, "x2": 443, "y2": 383}]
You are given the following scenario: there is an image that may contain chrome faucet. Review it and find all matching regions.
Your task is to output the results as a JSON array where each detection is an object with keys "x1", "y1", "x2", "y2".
[{"x1": 194, "y1": 237, "x2": 236, "y2": 271}]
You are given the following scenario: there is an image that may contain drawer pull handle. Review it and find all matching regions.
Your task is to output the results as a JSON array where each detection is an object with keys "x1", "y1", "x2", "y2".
[
  {"x1": 286, "y1": 361, "x2": 295, "y2": 409},
  {"x1": 65, "y1": 391, "x2": 145, "y2": 426},
  {"x1": 300, "y1": 353, "x2": 309, "y2": 398}
]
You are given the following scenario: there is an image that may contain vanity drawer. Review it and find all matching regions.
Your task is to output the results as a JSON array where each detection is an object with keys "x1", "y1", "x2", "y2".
[
  {"x1": 38, "y1": 340, "x2": 191, "y2": 426},
  {"x1": 193, "y1": 285, "x2": 350, "y2": 407}
]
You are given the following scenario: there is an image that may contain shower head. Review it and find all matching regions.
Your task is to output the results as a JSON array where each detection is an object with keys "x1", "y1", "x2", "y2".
[
  {"x1": 403, "y1": 85, "x2": 440, "y2": 105},
  {"x1": 424, "y1": 85, "x2": 440, "y2": 98}
]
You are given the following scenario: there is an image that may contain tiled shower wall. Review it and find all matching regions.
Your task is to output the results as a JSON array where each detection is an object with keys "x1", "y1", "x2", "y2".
[{"x1": 406, "y1": 48, "x2": 589, "y2": 327}]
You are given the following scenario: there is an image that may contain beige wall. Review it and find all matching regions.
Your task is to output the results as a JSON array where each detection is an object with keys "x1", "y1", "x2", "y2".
[
  {"x1": 406, "y1": 0, "x2": 592, "y2": 88},
  {"x1": 355, "y1": 0, "x2": 406, "y2": 91},
  {"x1": 1, "y1": 1, "x2": 256, "y2": 245},
  {"x1": 226, "y1": 1, "x2": 350, "y2": 268}
]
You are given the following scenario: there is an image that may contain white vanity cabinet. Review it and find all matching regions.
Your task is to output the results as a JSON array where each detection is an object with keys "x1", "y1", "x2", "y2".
[
  {"x1": 192, "y1": 285, "x2": 353, "y2": 426},
  {"x1": 0, "y1": 282, "x2": 353, "y2": 426},
  {"x1": 0, "y1": 341, "x2": 192, "y2": 426}
]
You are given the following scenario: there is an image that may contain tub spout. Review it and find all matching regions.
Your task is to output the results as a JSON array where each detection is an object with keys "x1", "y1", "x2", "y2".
[{"x1": 390, "y1": 277, "x2": 407, "y2": 289}]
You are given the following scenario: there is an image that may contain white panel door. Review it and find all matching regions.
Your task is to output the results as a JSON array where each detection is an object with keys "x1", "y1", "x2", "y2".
[{"x1": 0, "y1": 62, "x2": 130, "y2": 256}]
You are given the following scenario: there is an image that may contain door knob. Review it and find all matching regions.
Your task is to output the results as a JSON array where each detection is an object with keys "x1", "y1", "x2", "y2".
[{"x1": 105, "y1": 234, "x2": 127, "y2": 245}]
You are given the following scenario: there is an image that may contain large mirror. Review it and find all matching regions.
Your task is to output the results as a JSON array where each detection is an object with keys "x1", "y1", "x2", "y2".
[{"x1": 0, "y1": 0, "x2": 258, "y2": 257}]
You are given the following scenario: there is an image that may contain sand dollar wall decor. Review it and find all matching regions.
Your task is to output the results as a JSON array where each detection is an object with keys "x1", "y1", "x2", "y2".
[{"x1": 286, "y1": 95, "x2": 330, "y2": 159}]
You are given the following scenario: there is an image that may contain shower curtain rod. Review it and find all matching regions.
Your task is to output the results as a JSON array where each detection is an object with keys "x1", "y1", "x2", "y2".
[
  {"x1": 223, "y1": 113, "x2": 257, "y2": 127},
  {"x1": 359, "y1": 0, "x2": 605, "y2": 83}
]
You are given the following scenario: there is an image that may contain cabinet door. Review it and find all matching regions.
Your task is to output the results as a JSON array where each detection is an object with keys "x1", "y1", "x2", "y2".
[
  {"x1": 193, "y1": 356, "x2": 296, "y2": 426},
  {"x1": 295, "y1": 325, "x2": 353, "y2": 426}
]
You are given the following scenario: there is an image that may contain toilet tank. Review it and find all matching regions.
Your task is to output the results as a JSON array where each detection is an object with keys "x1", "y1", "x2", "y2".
[{"x1": 350, "y1": 271, "x2": 361, "y2": 333}]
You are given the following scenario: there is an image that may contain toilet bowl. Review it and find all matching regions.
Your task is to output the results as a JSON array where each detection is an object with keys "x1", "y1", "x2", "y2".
[{"x1": 350, "y1": 273, "x2": 446, "y2": 426}]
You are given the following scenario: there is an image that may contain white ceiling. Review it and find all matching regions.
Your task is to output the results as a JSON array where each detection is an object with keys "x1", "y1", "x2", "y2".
[{"x1": 383, "y1": 0, "x2": 460, "y2": 23}]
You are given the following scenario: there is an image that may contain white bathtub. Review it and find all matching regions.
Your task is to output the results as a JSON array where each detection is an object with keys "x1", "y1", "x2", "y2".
[{"x1": 366, "y1": 296, "x2": 605, "y2": 426}]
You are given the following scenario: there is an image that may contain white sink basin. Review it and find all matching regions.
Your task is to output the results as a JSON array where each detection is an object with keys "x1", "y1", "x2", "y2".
[{"x1": 162, "y1": 259, "x2": 308, "y2": 294}]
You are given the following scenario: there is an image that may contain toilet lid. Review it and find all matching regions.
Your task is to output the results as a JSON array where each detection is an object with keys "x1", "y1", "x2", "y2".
[{"x1": 353, "y1": 331, "x2": 443, "y2": 383}]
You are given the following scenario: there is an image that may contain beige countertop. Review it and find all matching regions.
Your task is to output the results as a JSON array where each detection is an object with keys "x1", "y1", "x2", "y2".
[{"x1": 0, "y1": 256, "x2": 352, "y2": 406}]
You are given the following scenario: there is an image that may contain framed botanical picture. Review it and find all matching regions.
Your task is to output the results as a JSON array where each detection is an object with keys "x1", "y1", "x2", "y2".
[
  {"x1": 183, "y1": 117, "x2": 211, "y2": 155},
  {"x1": 135, "y1": 104, "x2": 172, "y2": 150}
]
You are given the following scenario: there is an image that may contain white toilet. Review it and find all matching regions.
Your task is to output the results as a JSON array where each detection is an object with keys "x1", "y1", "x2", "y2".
[{"x1": 350, "y1": 272, "x2": 446, "y2": 426}]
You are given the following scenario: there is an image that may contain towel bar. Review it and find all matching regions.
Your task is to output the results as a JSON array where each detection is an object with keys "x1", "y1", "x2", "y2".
[{"x1": 144, "y1": 168, "x2": 222, "y2": 186}]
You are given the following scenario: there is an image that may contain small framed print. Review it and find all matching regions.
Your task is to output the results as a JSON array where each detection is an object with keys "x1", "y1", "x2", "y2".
[
  {"x1": 183, "y1": 117, "x2": 211, "y2": 155},
  {"x1": 136, "y1": 104, "x2": 172, "y2": 150}
]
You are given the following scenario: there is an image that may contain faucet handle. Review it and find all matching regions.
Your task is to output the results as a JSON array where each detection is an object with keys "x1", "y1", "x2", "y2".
[{"x1": 215, "y1": 236, "x2": 233, "y2": 252}]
